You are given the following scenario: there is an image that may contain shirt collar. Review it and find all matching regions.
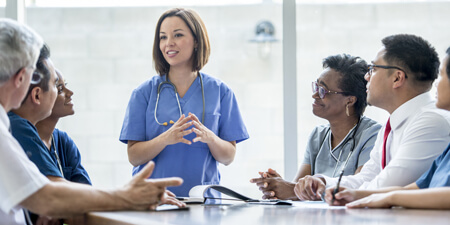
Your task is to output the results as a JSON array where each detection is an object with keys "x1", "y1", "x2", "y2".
[
  {"x1": 0, "y1": 103, "x2": 10, "y2": 131},
  {"x1": 390, "y1": 92, "x2": 434, "y2": 131}
]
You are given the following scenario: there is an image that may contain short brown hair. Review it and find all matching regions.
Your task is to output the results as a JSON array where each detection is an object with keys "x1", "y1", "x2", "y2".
[{"x1": 153, "y1": 8, "x2": 210, "y2": 75}]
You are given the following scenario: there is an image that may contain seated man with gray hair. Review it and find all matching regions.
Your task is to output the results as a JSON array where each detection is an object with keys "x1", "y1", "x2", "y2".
[{"x1": 0, "y1": 18, "x2": 184, "y2": 225}]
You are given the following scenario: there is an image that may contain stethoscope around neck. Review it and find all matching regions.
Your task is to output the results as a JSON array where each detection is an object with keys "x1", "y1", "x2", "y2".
[
  {"x1": 319, "y1": 117, "x2": 361, "y2": 177},
  {"x1": 154, "y1": 73, "x2": 205, "y2": 126}
]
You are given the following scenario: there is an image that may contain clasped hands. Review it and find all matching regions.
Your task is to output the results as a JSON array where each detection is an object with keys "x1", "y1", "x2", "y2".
[
  {"x1": 163, "y1": 113, "x2": 214, "y2": 145},
  {"x1": 251, "y1": 170, "x2": 392, "y2": 208},
  {"x1": 250, "y1": 169, "x2": 326, "y2": 201},
  {"x1": 249, "y1": 168, "x2": 298, "y2": 200},
  {"x1": 250, "y1": 170, "x2": 337, "y2": 202}
]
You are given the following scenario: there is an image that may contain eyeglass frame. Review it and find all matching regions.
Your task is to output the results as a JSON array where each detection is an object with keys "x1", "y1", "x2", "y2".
[
  {"x1": 367, "y1": 64, "x2": 408, "y2": 79},
  {"x1": 30, "y1": 71, "x2": 44, "y2": 84},
  {"x1": 312, "y1": 81, "x2": 349, "y2": 99}
]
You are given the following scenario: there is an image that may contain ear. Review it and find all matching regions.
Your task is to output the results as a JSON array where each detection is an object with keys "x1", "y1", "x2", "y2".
[
  {"x1": 30, "y1": 87, "x2": 42, "y2": 105},
  {"x1": 12, "y1": 68, "x2": 27, "y2": 88},
  {"x1": 346, "y1": 96, "x2": 357, "y2": 107},
  {"x1": 392, "y1": 70, "x2": 407, "y2": 89}
]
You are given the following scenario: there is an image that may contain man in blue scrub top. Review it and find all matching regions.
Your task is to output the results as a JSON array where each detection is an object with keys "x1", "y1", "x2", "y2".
[
  {"x1": 11, "y1": 46, "x2": 90, "y2": 185},
  {"x1": 325, "y1": 46, "x2": 450, "y2": 209},
  {"x1": 9, "y1": 44, "x2": 64, "y2": 181},
  {"x1": 9, "y1": 44, "x2": 88, "y2": 223}
]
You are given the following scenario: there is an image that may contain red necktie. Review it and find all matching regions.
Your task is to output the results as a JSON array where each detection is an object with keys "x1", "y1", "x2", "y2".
[{"x1": 382, "y1": 118, "x2": 391, "y2": 169}]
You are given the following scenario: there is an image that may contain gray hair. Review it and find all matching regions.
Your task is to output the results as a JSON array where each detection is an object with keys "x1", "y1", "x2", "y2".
[{"x1": 0, "y1": 18, "x2": 43, "y2": 84}]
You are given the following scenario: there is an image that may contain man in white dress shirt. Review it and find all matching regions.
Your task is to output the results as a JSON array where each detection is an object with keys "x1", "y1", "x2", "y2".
[
  {"x1": 294, "y1": 34, "x2": 450, "y2": 200},
  {"x1": 0, "y1": 19, "x2": 183, "y2": 225}
]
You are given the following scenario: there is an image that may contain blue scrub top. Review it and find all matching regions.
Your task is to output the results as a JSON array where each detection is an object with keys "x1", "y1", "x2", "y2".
[
  {"x1": 9, "y1": 112, "x2": 91, "y2": 185},
  {"x1": 120, "y1": 72, "x2": 249, "y2": 196},
  {"x1": 9, "y1": 112, "x2": 62, "y2": 178},
  {"x1": 416, "y1": 143, "x2": 450, "y2": 189},
  {"x1": 53, "y1": 129, "x2": 91, "y2": 185}
]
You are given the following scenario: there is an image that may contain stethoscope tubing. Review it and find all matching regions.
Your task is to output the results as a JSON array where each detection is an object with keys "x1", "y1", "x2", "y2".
[
  {"x1": 319, "y1": 117, "x2": 361, "y2": 177},
  {"x1": 154, "y1": 73, "x2": 205, "y2": 126},
  {"x1": 332, "y1": 118, "x2": 361, "y2": 176},
  {"x1": 52, "y1": 134, "x2": 64, "y2": 177}
]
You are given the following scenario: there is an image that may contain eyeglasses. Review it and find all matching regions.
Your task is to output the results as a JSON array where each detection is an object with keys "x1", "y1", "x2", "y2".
[
  {"x1": 367, "y1": 64, "x2": 408, "y2": 78},
  {"x1": 312, "y1": 81, "x2": 348, "y2": 99},
  {"x1": 30, "y1": 71, "x2": 43, "y2": 84}
]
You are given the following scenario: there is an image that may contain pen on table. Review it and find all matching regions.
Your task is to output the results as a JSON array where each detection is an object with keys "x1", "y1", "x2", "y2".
[{"x1": 332, "y1": 170, "x2": 344, "y2": 204}]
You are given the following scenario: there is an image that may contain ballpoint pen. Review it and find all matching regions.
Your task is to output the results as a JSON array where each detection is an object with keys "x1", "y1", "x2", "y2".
[{"x1": 332, "y1": 169, "x2": 344, "y2": 204}]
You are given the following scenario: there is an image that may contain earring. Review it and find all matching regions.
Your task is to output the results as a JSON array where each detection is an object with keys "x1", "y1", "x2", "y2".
[
  {"x1": 194, "y1": 47, "x2": 198, "y2": 51},
  {"x1": 346, "y1": 105, "x2": 350, "y2": 117}
]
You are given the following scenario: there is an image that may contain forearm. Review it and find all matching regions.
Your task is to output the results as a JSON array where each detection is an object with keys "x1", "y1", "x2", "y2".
[
  {"x1": 208, "y1": 137, "x2": 236, "y2": 166},
  {"x1": 127, "y1": 136, "x2": 168, "y2": 166},
  {"x1": 353, "y1": 184, "x2": 417, "y2": 201},
  {"x1": 21, "y1": 182, "x2": 134, "y2": 218},
  {"x1": 293, "y1": 164, "x2": 312, "y2": 182},
  {"x1": 388, "y1": 188, "x2": 450, "y2": 209}
]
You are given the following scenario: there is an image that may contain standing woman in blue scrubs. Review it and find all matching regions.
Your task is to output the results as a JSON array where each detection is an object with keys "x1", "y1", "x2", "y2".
[{"x1": 120, "y1": 8, "x2": 249, "y2": 197}]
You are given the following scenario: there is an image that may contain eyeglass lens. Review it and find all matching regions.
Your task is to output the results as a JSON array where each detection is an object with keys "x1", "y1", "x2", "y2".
[
  {"x1": 368, "y1": 65, "x2": 374, "y2": 76},
  {"x1": 312, "y1": 82, "x2": 326, "y2": 99}
]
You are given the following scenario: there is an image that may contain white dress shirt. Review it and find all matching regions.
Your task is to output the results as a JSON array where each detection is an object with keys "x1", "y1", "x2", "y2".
[
  {"x1": 319, "y1": 92, "x2": 450, "y2": 189},
  {"x1": 0, "y1": 104, "x2": 49, "y2": 225}
]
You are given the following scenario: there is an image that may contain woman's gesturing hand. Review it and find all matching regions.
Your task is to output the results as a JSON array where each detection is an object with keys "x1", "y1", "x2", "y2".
[
  {"x1": 162, "y1": 114, "x2": 194, "y2": 145},
  {"x1": 189, "y1": 112, "x2": 216, "y2": 144}
]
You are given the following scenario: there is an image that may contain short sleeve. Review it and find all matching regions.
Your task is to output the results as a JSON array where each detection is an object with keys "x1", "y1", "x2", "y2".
[
  {"x1": 415, "y1": 159, "x2": 439, "y2": 189},
  {"x1": 303, "y1": 127, "x2": 319, "y2": 165},
  {"x1": 303, "y1": 145, "x2": 312, "y2": 165},
  {"x1": 55, "y1": 130, "x2": 91, "y2": 185},
  {"x1": 217, "y1": 84, "x2": 249, "y2": 143},
  {"x1": 120, "y1": 87, "x2": 150, "y2": 143},
  {"x1": 9, "y1": 116, "x2": 62, "y2": 178},
  {"x1": 356, "y1": 123, "x2": 381, "y2": 168},
  {"x1": 0, "y1": 132, "x2": 49, "y2": 213},
  {"x1": 415, "y1": 145, "x2": 449, "y2": 189}
]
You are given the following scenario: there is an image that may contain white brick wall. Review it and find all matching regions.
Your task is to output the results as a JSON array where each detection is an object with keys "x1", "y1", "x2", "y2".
[{"x1": 12, "y1": 2, "x2": 449, "y2": 199}]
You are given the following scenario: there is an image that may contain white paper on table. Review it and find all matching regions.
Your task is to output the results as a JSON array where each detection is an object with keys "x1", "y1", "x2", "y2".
[{"x1": 291, "y1": 201, "x2": 346, "y2": 209}]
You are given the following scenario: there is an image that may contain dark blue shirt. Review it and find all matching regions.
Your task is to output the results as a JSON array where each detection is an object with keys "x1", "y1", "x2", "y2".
[
  {"x1": 416, "y1": 143, "x2": 450, "y2": 189},
  {"x1": 8, "y1": 112, "x2": 91, "y2": 185},
  {"x1": 53, "y1": 128, "x2": 91, "y2": 184}
]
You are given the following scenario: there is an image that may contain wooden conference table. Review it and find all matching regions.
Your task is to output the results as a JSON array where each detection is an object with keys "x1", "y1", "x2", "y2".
[{"x1": 76, "y1": 202, "x2": 450, "y2": 225}]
